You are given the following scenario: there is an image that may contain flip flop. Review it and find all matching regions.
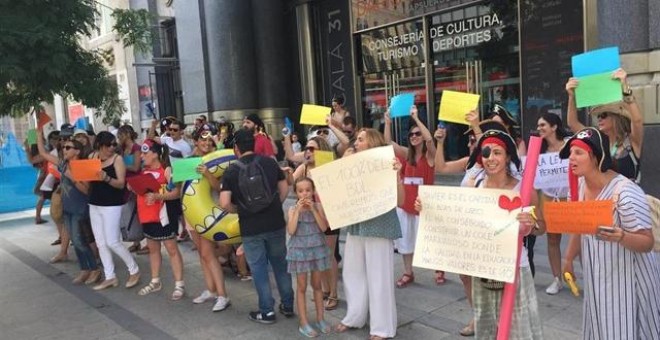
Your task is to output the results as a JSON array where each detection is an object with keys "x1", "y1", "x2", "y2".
[{"x1": 298, "y1": 324, "x2": 318, "y2": 338}]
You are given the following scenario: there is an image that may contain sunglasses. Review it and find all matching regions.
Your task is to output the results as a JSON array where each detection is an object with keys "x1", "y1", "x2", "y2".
[
  {"x1": 597, "y1": 112, "x2": 609, "y2": 119},
  {"x1": 169, "y1": 128, "x2": 180, "y2": 132},
  {"x1": 63, "y1": 145, "x2": 78, "y2": 151},
  {"x1": 304, "y1": 146, "x2": 317, "y2": 152},
  {"x1": 104, "y1": 142, "x2": 118, "y2": 148},
  {"x1": 316, "y1": 129, "x2": 329, "y2": 135},
  {"x1": 408, "y1": 131, "x2": 422, "y2": 138}
]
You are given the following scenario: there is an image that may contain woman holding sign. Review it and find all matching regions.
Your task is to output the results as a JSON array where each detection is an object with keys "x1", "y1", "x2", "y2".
[
  {"x1": 335, "y1": 128, "x2": 404, "y2": 340},
  {"x1": 186, "y1": 131, "x2": 231, "y2": 312},
  {"x1": 561, "y1": 127, "x2": 660, "y2": 339},
  {"x1": 383, "y1": 106, "x2": 443, "y2": 286},
  {"x1": 37, "y1": 131, "x2": 100, "y2": 284},
  {"x1": 417, "y1": 130, "x2": 544, "y2": 339},
  {"x1": 132, "y1": 140, "x2": 187, "y2": 301},
  {"x1": 536, "y1": 113, "x2": 571, "y2": 295},
  {"x1": 566, "y1": 68, "x2": 644, "y2": 182}
]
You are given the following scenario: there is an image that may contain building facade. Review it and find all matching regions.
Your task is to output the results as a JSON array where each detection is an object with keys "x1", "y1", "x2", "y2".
[{"x1": 141, "y1": 0, "x2": 658, "y2": 194}]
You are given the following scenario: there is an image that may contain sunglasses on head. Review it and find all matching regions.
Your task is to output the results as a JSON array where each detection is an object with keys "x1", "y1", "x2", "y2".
[
  {"x1": 199, "y1": 131, "x2": 212, "y2": 139},
  {"x1": 408, "y1": 131, "x2": 422, "y2": 138},
  {"x1": 63, "y1": 145, "x2": 77, "y2": 151},
  {"x1": 317, "y1": 129, "x2": 329, "y2": 135}
]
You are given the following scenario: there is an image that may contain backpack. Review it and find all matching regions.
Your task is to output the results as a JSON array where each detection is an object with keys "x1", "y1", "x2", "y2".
[
  {"x1": 234, "y1": 156, "x2": 277, "y2": 213},
  {"x1": 612, "y1": 180, "x2": 660, "y2": 251}
]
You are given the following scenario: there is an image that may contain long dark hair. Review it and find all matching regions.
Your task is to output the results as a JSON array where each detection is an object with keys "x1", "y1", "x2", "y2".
[
  {"x1": 539, "y1": 113, "x2": 570, "y2": 153},
  {"x1": 407, "y1": 125, "x2": 427, "y2": 167}
]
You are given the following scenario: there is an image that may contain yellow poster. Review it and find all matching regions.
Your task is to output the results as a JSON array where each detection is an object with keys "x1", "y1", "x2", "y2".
[
  {"x1": 300, "y1": 104, "x2": 331, "y2": 126},
  {"x1": 438, "y1": 90, "x2": 480, "y2": 125},
  {"x1": 413, "y1": 186, "x2": 520, "y2": 283},
  {"x1": 310, "y1": 145, "x2": 397, "y2": 229},
  {"x1": 314, "y1": 150, "x2": 334, "y2": 167}
]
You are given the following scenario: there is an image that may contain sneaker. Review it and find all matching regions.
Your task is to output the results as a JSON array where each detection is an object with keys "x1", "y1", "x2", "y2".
[
  {"x1": 240, "y1": 274, "x2": 253, "y2": 281},
  {"x1": 248, "y1": 311, "x2": 276, "y2": 324},
  {"x1": 193, "y1": 290, "x2": 217, "y2": 304},
  {"x1": 212, "y1": 296, "x2": 231, "y2": 312},
  {"x1": 279, "y1": 303, "x2": 294, "y2": 318},
  {"x1": 545, "y1": 277, "x2": 563, "y2": 295}
]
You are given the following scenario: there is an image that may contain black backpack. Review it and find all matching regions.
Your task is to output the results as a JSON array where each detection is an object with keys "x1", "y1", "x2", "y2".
[{"x1": 234, "y1": 156, "x2": 278, "y2": 213}]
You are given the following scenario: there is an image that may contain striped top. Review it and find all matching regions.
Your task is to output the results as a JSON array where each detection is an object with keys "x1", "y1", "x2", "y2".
[{"x1": 579, "y1": 174, "x2": 660, "y2": 340}]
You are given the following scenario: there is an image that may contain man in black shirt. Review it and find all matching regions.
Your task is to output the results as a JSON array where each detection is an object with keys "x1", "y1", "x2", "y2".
[{"x1": 219, "y1": 129, "x2": 294, "y2": 324}]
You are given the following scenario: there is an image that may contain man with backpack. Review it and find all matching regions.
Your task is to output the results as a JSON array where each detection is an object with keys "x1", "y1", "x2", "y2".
[{"x1": 219, "y1": 129, "x2": 294, "y2": 324}]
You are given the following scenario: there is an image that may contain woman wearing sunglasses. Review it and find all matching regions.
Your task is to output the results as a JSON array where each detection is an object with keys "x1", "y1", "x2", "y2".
[
  {"x1": 566, "y1": 68, "x2": 644, "y2": 182},
  {"x1": 382, "y1": 106, "x2": 442, "y2": 287},
  {"x1": 37, "y1": 130, "x2": 101, "y2": 284},
  {"x1": 89, "y1": 131, "x2": 141, "y2": 291}
]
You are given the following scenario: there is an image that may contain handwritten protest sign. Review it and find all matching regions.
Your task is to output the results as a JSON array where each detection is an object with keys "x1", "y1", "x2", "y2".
[
  {"x1": 314, "y1": 150, "x2": 334, "y2": 167},
  {"x1": 389, "y1": 93, "x2": 415, "y2": 118},
  {"x1": 300, "y1": 104, "x2": 331, "y2": 126},
  {"x1": 310, "y1": 145, "x2": 396, "y2": 229},
  {"x1": 543, "y1": 200, "x2": 613, "y2": 234},
  {"x1": 533, "y1": 152, "x2": 569, "y2": 192},
  {"x1": 413, "y1": 186, "x2": 520, "y2": 283},
  {"x1": 70, "y1": 159, "x2": 102, "y2": 182},
  {"x1": 438, "y1": 91, "x2": 480, "y2": 125}
]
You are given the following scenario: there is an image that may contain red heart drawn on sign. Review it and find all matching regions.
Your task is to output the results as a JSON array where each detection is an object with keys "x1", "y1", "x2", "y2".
[{"x1": 498, "y1": 195, "x2": 522, "y2": 213}]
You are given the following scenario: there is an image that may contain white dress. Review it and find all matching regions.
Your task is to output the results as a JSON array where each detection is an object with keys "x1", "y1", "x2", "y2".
[{"x1": 580, "y1": 175, "x2": 660, "y2": 340}]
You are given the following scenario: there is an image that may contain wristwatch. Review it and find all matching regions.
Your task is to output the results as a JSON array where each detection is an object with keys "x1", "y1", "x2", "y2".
[{"x1": 622, "y1": 85, "x2": 633, "y2": 97}]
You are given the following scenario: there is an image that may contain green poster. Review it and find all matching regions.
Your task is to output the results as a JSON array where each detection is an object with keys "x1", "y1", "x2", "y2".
[{"x1": 575, "y1": 72, "x2": 622, "y2": 108}]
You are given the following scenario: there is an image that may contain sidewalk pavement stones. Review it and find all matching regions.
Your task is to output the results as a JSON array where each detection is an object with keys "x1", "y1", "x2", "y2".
[{"x1": 0, "y1": 196, "x2": 583, "y2": 339}]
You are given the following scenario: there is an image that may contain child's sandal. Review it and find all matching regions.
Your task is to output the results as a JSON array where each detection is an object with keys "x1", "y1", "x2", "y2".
[
  {"x1": 171, "y1": 285, "x2": 185, "y2": 301},
  {"x1": 138, "y1": 281, "x2": 162, "y2": 296}
]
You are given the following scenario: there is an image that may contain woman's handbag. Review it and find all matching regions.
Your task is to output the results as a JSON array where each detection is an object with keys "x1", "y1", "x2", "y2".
[{"x1": 120, "y1": 194, "x2": 144, "y2": 242}]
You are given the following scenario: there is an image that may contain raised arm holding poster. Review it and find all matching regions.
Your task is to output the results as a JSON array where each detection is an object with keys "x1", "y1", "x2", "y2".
[
  {"x1": 309, "y1": 145, "x2": 397, "y2": 229},
  {"x1": 413, "y1": 185, "x2": 520, "y2": 283}
]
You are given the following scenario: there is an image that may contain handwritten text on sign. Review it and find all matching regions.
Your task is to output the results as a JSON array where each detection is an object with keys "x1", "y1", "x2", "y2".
[
  {"x1": 310, "y1": 145, "x2": 396, "y2": 230},
  {"x1": 413, "y1": 186, "x2": 519, "y2": 283},
  {"x1": 533, "y1": 152, "x2": 569, "y2": 191},
  {"x1": 543, "y1": 200, "x2": 613, "y2": 234}
]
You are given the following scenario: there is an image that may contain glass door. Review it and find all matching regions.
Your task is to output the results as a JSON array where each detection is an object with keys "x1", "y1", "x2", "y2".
[{"x1": 363, "y1": 66, "x2": 426, "y2": 146}]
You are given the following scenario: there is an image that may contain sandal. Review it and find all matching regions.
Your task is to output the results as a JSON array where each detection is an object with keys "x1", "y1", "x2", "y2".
[
  {"x1": 396, "y1": 273, "x2": 414, "y2": 288},
  {"x1": 138, "y1": 281, "x2": 162, "y2": 296},
  {"x1": 459, "y1": 320, "x2": 475, "y2": 337},
  {"x1": 171, "y1": 285, "x2": 185, "y2": 301},
  {"x1": 335, "y1": 323, "x2": 350, "y2": 333},
  {"x1": 315, "y1": 320, "x2": 332, "y2": 334},
  {"x1": 325, "y1": 296, "x2": 338, "y2": 311},
  {"x1": 128, "y1": 244, "x2": 140, "y2": 252},
  {"x1": 370, "y1": 336, "x2": 385, "y2": 340},
  {"x1": 298, "y1": 324, "x2": 319, "y2": 338},
  {"x1": 435, "y1": 270, "x2": 446, "y2": 285}
]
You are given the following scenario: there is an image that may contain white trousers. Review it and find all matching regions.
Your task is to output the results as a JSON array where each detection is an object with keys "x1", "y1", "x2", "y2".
[
  {"x1": 341, "y1": 234, "x2": 397, "y2": 338},
  {"x1": 89, "y1": 204, "x2": 139, "y2": 280},
  {"x1": 394, "y1": 208, "x2": 419, "y2": 255}
]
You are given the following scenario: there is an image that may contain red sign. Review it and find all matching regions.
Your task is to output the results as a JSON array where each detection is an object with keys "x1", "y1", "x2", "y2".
[{"x1": 68, "y1": 104, "x2": 84, "y2": 123}]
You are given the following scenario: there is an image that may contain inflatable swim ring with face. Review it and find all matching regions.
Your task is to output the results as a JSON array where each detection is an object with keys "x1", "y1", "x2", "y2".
[{"x1": 182, "y1": 149, "x2": 241, "y2": 243}]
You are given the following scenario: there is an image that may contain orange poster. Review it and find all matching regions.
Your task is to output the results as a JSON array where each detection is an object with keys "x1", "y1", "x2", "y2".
[
  {"x1": 70, "y1": 159, "x2": 102, "y2": 182},
  {"x1": 544, "y1": 200, "x2": 613, "y2": 234}
]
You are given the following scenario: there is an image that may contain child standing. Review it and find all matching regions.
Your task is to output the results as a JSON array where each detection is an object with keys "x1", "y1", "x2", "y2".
[{"x1": 287, "y1": 177, "x2": 332, "y2": 337}]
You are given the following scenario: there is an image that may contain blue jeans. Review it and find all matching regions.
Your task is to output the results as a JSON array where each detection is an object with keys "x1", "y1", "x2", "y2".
[
  {"x1": 63, "y1": 212, "x2": 98, "y2": 271},
  {"x1": 242, "y1": 228, "x2": 294, "y2": 314}
]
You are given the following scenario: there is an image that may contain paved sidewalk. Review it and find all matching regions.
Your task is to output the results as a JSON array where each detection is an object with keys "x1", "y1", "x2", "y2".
[{"x1": 0, "y1": 202, "x2": 583, "y2": 339}]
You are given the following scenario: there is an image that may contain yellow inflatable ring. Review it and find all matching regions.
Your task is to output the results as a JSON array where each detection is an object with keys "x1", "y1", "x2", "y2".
[{"x1": 182, "y1": 149, "x2": 241, "y2": 244}]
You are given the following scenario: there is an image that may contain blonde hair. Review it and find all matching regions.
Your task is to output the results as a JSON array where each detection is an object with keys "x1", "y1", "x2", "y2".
[
  {"x1": 309, "y1": 136, "x2": 332, "y2": 151},
  {"x1": 357, "y1": 128, "x2": 387, "y2": 149},
  {"x1": 610, "y1": 114, "x2": 631, "y2": 146}
]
